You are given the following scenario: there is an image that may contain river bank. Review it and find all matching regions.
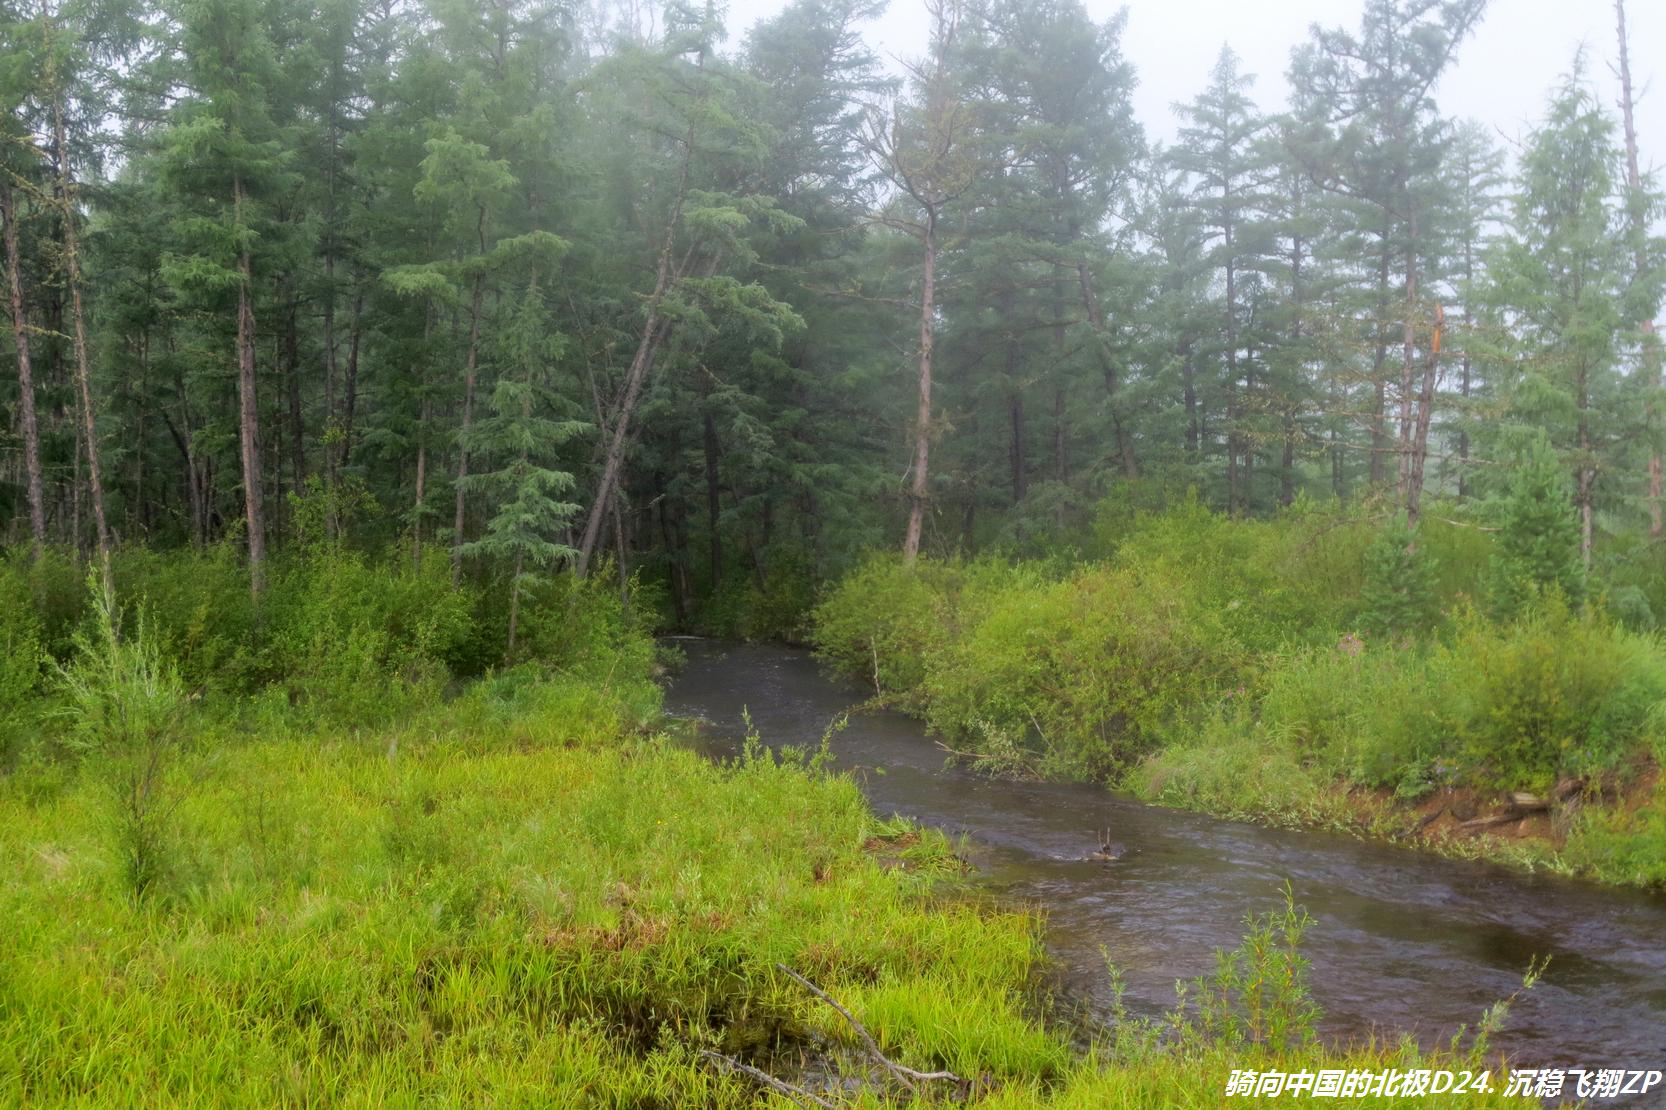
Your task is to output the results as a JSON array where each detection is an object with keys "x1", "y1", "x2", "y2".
[
  {"x1": 665, "y1": 639, "x2": 1666, "y2": 1075},
  {"x1": 811, "y1": 538, "x2": 1666, "y2": 893}
]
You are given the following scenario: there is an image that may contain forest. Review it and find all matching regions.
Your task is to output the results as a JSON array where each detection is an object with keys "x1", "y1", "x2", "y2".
[{"x1": 2, "y1": 0, "x2": 1665, "y2": 1102}]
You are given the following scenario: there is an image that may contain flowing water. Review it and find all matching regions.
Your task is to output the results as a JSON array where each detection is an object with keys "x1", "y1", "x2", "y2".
[{"x1": 664, "y1": 639, "x2": 1666, "y2": 1074}]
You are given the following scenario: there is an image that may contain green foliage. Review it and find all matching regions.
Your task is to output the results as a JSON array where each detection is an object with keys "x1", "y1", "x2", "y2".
[
  {"x1": 1563, "y1": 781, "x2": 1666, "y2": 887},
  {"x1": 922, "y1": 561, "x2": 1247, "y2": 779},
  {"x1": 1186, "y1": 887, "x2": 1320, "y2": 1054},
  {"x1": 0, "y1": 557, "x2": 47, "y2": 765},
  {"x1": 253, "y1": 551, "x2": 476, "y2": 723},
  {"x1": 812, "y1": 555, "x2": 981, "y2": 700},
  {"x1": 53, "y1": 578, "x2": 189, "y2": 898},
  {"x1": 1360, "y1": 516, "x2": 1438, "y2": 640},
  {"x1": 1448, "y1": 604, "x2": 1666, "y2": 791},
  {"x1": 1487, "y1": 437, "x2": 1586, "y2": 616}
]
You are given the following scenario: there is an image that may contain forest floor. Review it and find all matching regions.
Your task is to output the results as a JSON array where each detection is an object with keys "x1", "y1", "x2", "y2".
[{"x1": 0, "y1": 667, "x2": 1546, "y2": 1106}]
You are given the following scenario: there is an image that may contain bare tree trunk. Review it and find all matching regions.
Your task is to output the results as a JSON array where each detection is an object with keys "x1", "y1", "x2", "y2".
[
  {"x1": 1370, "y1": 235, "x2": 1391, "y2": 487},
  {"x1": 233, "y1": 173, "x2": 266, "y2": 597},
  {"x1": 1616, "y1": 0, "x2": 1662, "y2": 535},
  {"x1": 1182, "y1": 339, "x2": 1199, "y2": 463},
  {"x1": 336, "y1": 287, "x2": 364, "y2": 474},
  {"x1": 576, "y1": 134, "x2": 697, "y2": 578},
  {"x1": 506, "y1": 551, "x2": 523, "y2": 657},
  {"x1": 1579, "y1": 361, "x2": 1594, "y2": 569},
  {"x1": 1008, "y1": 392, "x2": 1026, "y2": 504},
  {"x1": 450, "y1": 271, "x2": 484, "y2": 584},
  {"x1": 1, "y1": 181, "x2": 46, "y2": 558},
  {"x1": 1458, "y1": 223, "x2": 1475, "y2": 499},
  {"x1": 283, "y1": 289, "x2": 304, "y2": 491},
  {"x1": 1397, "y1": 212, "x2": 1419, "y2": 505},
  {"x1": 902, "y1": 208, "x2": 936, "y2": 564},
  {"x1": 1407, "y1": 306, "x2": 1442, "y2": 530},
  {"x1": 1225, "y1": 239, "x2": 1240, "y2": 514},
  {"x1": 702, "y1": 405, "x2": 723, "y2": 590},
  {"x1": 412, "y1": 394, "x2": 430, "y2": 571},
  {"x1": 575, "y1": 301, "x2": 673, "y2": 576},
  {"x1": 1075, "y1": 262, "x2": 1137, "y2": 477},
  {"x1": 53, "y1": 93, "x2": 112, "y2": 591}
]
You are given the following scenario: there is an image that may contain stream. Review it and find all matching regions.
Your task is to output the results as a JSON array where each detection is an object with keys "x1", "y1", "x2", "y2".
[{"x1": 663, "y1": 639, "x2": 1666, "y2": 1074}]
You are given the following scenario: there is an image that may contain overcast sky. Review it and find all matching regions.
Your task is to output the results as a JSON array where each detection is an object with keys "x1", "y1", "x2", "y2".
[{"x1": 727, "y1": 0, "x2": 1665, "y2": 168}]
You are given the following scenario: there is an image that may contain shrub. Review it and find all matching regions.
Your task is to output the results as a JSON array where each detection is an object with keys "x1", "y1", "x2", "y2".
[
  {"x1": 54, "y1": 579, "x2": 189, "y2": 898},
  {"x1": 922, "y1": 562, "x2": 1249, "y2": 779},
  {"x1": 812, "y1": 556, "x2": 971, "y2": 700},
  {"x1": 255, "y1": 551, "x2": 472, "y2": 724},
  {"x1": 113, "y1": 544, "x2": 257, "y2": 693},
  {"x1": 1448, "y1": 604, "x2": 1666, "y2": 791}
]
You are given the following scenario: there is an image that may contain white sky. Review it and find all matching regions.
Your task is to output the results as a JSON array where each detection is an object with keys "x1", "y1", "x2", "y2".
[{"x1": 730, "y1": 0, "x2": 1666, "y2": 169}]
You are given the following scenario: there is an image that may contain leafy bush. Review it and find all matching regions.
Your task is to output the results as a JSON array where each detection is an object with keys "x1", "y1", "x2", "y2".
[
  {"x1": 813, "y1": 555, "x2": 973, "y2": 700},
  {"x1": 253, "y1": 551, "x2": 472, "y2": 724},
  {"x1": 922, "y1": 562, "x2": 1248, "y2": 778},
  {"x1": 1447, "y1": 604, "x2": 1666, "y2": 791},
  {"x1": 114, "y1": 544, "x2": 257, "y2": 692}
]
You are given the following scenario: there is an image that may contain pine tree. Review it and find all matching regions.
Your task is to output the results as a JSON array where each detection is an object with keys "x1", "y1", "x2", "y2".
[
  {"x1": 1360, "y1": 514, "x2": 1436, "y2": 639},
  {"x1": 1486, "y1": 68, "x2": 1662, "y2": 569},
  {"x1": 1488, "y1": 436, "x2": 1585, "y2": 615},
  {"x1": 458, "y1": 276, "x2": 590, "y2": 657}
]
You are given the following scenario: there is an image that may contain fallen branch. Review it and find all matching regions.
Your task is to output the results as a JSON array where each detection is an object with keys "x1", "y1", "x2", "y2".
[
  {"x1": 933, "y1": 739, "x2": 985, "y2": 762},
  {"x1": 1458, "y1": 812, "x2": 1523, "y2": 832},
  {"x1": 776, "y1": 963, "x2": 964, "y2": 1093},
  {"x1": 699, "y1": 1049, "x2": 836, "y2": 1110}
]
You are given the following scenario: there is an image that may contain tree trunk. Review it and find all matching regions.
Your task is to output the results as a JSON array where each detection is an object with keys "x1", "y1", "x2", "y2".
[
  {"x1": 1407, "y1": 306, "x2": 1441, "y2": 530},
  {"x1": 337, "y1": 287, "x2": 364, "y2": 473},
  {"x1": 902, "y1": 208, "x2": 937, "y2": 564},
  {"x1": 1397, "y1": 211, "x2": 1419, "y2": 505},
  {"x1": 1370, "y1": 235, "x2": 1391, "y2": 487},
  {"x1": 1075, "y1": 262, "x2": 1137, "y2": 477},
  {"x1": 54, "y1": 94, "x2": 112, "y2": 591},
  {"x1": 575, "y1": 136, "x2": 697, "y2": 578},
  {"x1": 233, "y1": 173, "x2": 266, "y2": 597},
  {"x1": 1616, "y1": 0, "x2": 1662, "y2": 535},
  {"x1": 576, "y1": 301, "x2": 674, "y2": 577},
  {"x1": 1225, "y1": 234, "x2": 1241, "y2": 514},
  {"x1": 451, "y1": 271, "x2": 484, "y2": 584},
  {"x1": 1182, "y1": 338, "x2": 1199, "y2": 463},
  {"x1": 1579, "y1": 361, "x2": 1594, "y2": 570},
  {"x1": 506, "y1": 551, "x2": 523, "y2": 657},
  {"x1": 283, "y1": 288, "x2": 304, "y2": 491},
  {"x1": 1, "y1": 181, "x2": 46, "y2": 558},
  {"x1": 703, "y1": 404, "x2": 722, "y2": 591},
  {"x1": 1008, "y1": 392, "x2": 1026, "y2": 504}
]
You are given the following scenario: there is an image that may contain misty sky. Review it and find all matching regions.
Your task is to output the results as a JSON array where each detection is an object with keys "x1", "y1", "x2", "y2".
[{"x1": 727, "y1": 0, "x2": 1664, "y2": 166}]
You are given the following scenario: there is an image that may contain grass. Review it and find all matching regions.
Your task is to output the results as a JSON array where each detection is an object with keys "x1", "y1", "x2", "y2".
[{"x1": 1, "y1": 666, "x2": 1551, "y2": 1106}]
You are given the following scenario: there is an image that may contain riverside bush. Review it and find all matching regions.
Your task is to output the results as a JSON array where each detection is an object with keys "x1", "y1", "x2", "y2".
[
  {"x1": 922, "y1": 562, "x2": 1248, "y2": 778},
  {"x1": 816, "y1": 499, "x2": 1666, "y2": 881}
]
